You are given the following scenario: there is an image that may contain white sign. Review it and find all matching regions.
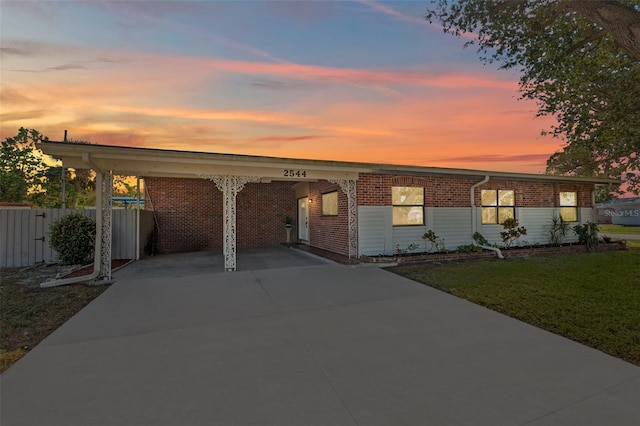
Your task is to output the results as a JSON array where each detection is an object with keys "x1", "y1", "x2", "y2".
[{"x1": 603, "y1": 208, "x2": 640, "y2": 217}]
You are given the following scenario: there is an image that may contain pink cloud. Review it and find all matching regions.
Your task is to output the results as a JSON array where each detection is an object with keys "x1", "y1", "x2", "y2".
[
  {"x1": 199, "y1": 57, "x2": 516, "y2": 90},
  {"x1": 1, "y1": 40, "x2": 558, "y2": 175}
]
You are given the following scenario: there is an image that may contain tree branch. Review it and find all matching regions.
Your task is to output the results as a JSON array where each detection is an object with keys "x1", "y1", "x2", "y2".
[
  {"x1": 565, "y1": 0, "x2": 640, "y2": 61},
  {"x1": 559, "y1": 29, "x2": 607, "y2": 61}
]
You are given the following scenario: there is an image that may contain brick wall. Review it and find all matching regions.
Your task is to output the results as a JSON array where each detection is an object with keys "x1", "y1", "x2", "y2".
[
  {"x1": 145, "y1": 174, "x2": 596, "y2": 256},
  {"x1": 145, "y1": 178, "x2": 296, "y2": 254},
  {"x1": 309, "y1": 181, "x2": 349, "y2": 256},
  {"x1": 357, "y1": 173, "x2": 595, "y2": 208}
]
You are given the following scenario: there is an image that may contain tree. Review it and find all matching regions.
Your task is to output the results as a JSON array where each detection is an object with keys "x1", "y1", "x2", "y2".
[
  {"x1": 426, "y1": 0, "x2": 640, "y2": 194},
  {"x1": 0, "y1": 128, "x2": 48, "y2": 202},
  {"x1": 65, "y1": 138, "x2": 95, "y2": 194}
]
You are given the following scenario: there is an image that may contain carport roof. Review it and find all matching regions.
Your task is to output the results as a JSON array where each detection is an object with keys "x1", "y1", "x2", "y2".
[{"x1": 38, "y1": 141, "x2": 620, "y2": 184}]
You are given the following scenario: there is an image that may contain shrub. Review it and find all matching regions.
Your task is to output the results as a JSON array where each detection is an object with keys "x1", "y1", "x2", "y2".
[
  {"x1": 573, "y1": 222, "x2": 600, "y2": 252},
  {"x1": 472, "y1": 232, "x2": 489, "y2": 246},
  {"x1": 500, "y1": 218, "x2": 527, "y2": 248},
  {"x1": 548, "y1": 215, "x2": 570, "y2": 246},
  {"x1": 421, "y1": 230, "x2": 439, "y2": 252},
  {"x1": 48, "y1": 213, "x2": 96, "y2": 265},
  {"x1": 457, "y1": 244, "x2": 483, "y2": 253}
]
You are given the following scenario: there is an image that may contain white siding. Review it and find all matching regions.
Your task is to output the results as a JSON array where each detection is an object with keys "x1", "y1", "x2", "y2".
[
  {"x1": 355, "y1": 206, "x2": 598, "y2": 257},
  {"x1": 393, "y1": 224, "x2": 428, "y2": 254},
  {"x1": 432, "y1": 208, "x2": 473, "y2": 250},
  {"x1": 579, "y1": 207, "x2": 595, "y2": 223},
  {"x1": 477, "y1": 207, "x2": 597, "y2": 247},
  {"x1": 358, "y1": 206, "x2": 474, "y2": 255},
  {"x1": 358, "y1": 206, "x2": 393, "y2": 256}
]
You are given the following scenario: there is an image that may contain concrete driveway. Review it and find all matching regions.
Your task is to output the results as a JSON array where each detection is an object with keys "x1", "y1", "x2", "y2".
[{"x1": 2, "y1": 247, "x2": 639, "y2": 425}]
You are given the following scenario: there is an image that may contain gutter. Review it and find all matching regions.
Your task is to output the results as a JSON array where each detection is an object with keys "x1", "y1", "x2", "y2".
[
  {"x1": 41, "y1": 153, "x2": 105, "y2": 287},
  {"x1": 470, "y1": 175, "x2": 504, "y2": 259}
]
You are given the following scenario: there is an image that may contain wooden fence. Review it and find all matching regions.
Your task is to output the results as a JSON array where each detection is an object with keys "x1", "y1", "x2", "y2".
[{"x1": 0, "y1": 209, "x2": 155, "y2": 268}]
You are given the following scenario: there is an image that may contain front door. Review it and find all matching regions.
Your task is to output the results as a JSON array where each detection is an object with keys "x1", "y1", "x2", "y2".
[{"x1": 297, "y1": 197, "x2": 309, "y2": 242}]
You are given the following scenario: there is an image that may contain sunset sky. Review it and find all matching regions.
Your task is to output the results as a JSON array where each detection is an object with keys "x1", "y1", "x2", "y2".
[{"x1": 1, "y1": 0, "x2": 563, "y2": 174}]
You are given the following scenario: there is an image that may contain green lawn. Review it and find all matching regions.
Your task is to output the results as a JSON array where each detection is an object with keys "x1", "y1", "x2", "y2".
[
  {"x1": 599, "y1": 224, "x2": 640, "y2": 235},
  {"x1": 388, "y1": 250, "x2": 640, "y2": 366}
]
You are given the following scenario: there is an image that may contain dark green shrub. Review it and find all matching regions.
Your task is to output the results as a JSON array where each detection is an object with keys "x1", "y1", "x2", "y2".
[
  {"x1": 48, "y1": 213, "x2": 96, "y2": 265},
  {"x1": 472, "y1": 232, "x2": 489, "y2": 246},
  {"x1": 457, "y1": 244, "x2": 483, "y2": 253},
  {"x1": 573, "y1": 222, "x2": 600, "y2": 252}
]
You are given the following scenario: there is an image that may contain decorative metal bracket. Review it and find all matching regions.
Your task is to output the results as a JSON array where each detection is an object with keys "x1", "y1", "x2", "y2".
[
  {"x1": 201, "y1": 175, "x2": 261, "y2": 271},
  {"x1": 329, "y1": 179, "x2": 358, "y2": 258}
]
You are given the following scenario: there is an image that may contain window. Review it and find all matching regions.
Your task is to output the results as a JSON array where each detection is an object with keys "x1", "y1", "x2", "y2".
[
  {"x1": 392, "y1": 186, "x2": 424, "y2": 225},
  {"x1": 322, "y1": 191, "x2": 338, "y2": 216},
  {"x1": 481, "y1": 189, "x2": 515, "y2": 224},
  {"x1": 559, "y1": 191, "x2": 578, "y2": 222}
]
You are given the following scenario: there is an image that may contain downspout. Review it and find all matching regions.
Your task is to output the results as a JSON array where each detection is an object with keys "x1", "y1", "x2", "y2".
[
  {"x1": 41, "y1": 153, "x2": 104, "y2": 287},
  {"x1": 470, "y1": 175, "x2": 504, "y2": 259},
  {"x1": 591, "y1": 188, "x2": 596, "y2": 223},
  {"x1": 136, "y1": 176, "x2": 141, "y2": 260}
]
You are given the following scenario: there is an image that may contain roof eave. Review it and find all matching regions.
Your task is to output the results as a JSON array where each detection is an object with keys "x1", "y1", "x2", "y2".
[{"x1": 37, "y1": 141, "x2": 621, "y2": 185}]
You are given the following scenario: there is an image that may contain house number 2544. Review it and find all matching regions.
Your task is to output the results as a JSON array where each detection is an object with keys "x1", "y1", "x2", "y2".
[{"x1": 283, "y1": 169, "x2": 307, "y2": 177}]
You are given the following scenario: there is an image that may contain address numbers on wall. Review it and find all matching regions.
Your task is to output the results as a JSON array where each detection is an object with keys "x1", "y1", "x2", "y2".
[{"x1": 283, "y1": 169, "x2": 307, "y2": 177}]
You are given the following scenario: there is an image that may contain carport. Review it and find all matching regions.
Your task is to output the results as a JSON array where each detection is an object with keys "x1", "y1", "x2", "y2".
[{"x1": 38, "y1": 141, "x2": 360, "y2": 276}]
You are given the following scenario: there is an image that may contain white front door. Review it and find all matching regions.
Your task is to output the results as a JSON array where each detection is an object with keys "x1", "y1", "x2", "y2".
[{"x1": 298, "y1": 197, "x2": 309, "y2": 242}]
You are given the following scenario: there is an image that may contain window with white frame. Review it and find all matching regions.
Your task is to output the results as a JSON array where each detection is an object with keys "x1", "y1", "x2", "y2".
[
  {"x1": 392, "y1": 186, "x2": 424, "y2": 226},
  {"x1": 322, "y1": 191, "x2": 338, "y2": 216},
  {"x1": 559, "y1": 191, "x2": 578, "y2": 222},
  {"x1": 481, "y1": 189, "x2": 515, "y2": 224}
]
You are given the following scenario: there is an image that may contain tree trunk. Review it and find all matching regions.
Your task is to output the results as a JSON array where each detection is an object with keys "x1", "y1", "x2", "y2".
[{"x1": 565, "y1": 0, "x2": 640, "y2": 62}]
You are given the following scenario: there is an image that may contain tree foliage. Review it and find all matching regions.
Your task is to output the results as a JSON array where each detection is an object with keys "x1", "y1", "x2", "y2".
[
  {"x1": 0, "y1": 128, "x2": 48, "y2": 202},
  {"x1": 426, "y1": 0, "x2": 640, "y2": 194},
  {"x1": 0, "y1": 129, "x2": 103, "y2": 207}
]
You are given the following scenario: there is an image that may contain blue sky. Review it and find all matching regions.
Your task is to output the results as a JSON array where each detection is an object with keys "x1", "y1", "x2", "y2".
[{"x1": 1, "y1": 0, "x2": 560, "y2": 173}]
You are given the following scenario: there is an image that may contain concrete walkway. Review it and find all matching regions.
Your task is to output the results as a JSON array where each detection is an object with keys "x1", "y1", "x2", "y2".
[{"x1": 2, "y1": 248, "x2": 639, "y2": 425}]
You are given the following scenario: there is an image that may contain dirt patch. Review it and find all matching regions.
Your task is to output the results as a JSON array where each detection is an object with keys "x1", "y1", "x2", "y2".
[{"x1": 0, "y1": 261, "x2": 128, "y2": 373}]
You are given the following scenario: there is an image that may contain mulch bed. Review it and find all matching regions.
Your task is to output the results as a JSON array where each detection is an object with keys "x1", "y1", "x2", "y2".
[
  {"x1": 288, "y1": 243, "x2": 360, "y2": 265},
  {"x1": 361, "y1": 242, "x2": 627, "y2": 265},
  {"x1": 62, "y1": 259, "x2": 132, "y2": 279}
]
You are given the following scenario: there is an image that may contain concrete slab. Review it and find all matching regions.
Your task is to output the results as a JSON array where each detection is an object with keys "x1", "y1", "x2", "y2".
[
  {"x1": 114, "y1": 245, "x2": 328, "y2": 280},
  {"x1": 2, "y1": 252, "x2": 639, "y2": 425}
]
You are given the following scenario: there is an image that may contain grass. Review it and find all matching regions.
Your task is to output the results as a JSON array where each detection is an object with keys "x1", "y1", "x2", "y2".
[
  {"x1": 0, "y1": 266, "x2": 110, "y2": 373},
  {"x1": 388, "y1": 250, "x2": 640, "y2": 366},
  {"x1": 599, "y1": 224, "x2": 640, "y2": 235},
  {"x1": 598, "y1": 224, "x2": 640, "y2": 248}
]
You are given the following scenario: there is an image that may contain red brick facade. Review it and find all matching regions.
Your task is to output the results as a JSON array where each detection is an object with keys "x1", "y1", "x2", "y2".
[
  {"x1": 358, "y1": 174, "x2": 594, "y2": 208},
  {"x1": 145, "y1": 173, "x2": 595, "y2": 255},
  {"x1": 145, "y1": 178, "x2": 296, "y2": 254}
]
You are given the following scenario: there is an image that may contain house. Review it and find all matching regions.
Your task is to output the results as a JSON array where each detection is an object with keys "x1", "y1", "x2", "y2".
[
  {"x1": 596, "y1": 197, "x2": 640, "y2": 225},
  {"x1": 39, "y1": 141, "x2": 619, "y2": 272}
]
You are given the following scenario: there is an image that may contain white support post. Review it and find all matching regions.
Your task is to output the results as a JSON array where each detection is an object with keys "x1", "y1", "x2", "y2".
[
  {"x1": 100, "y1": 170, "x2": 113, "y2": 280},
  {"x1": 329, "y1": 179, "x2": 358, "y2": 258},
  {"x1": 202, "y1": 175, "x2": 261, "y2": 271}
]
